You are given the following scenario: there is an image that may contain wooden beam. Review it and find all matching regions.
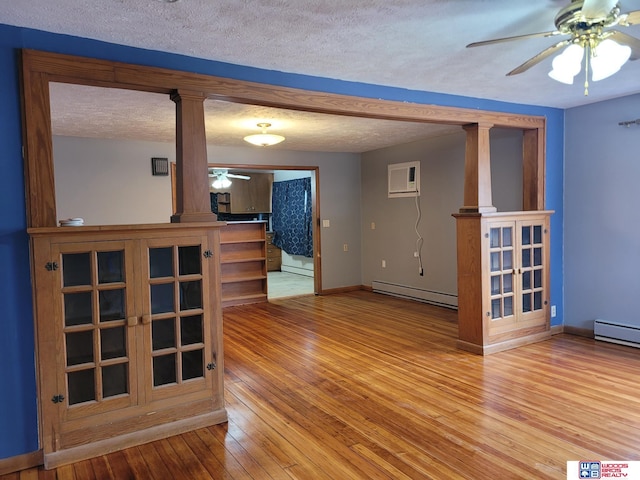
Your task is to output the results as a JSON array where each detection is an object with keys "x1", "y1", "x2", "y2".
[{"x1": 523, "y1": 128, "x2": 546, "y2": 211}]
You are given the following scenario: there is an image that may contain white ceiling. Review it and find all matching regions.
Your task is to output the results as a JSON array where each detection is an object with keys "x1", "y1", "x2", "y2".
[{"x1": 4, "y1": 0, "x2": 640, "y2": 152}]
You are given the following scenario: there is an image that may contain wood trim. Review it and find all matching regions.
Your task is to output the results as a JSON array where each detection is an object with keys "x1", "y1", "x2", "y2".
[
  {"x1": 44, "y1": 409, "x2": 227, "y2": 469},
  {"x1": 318, "y1": 285, "x2": 363, "y2": 295},
  {"x1": 523, "y1": 127, "x2": 546, "y2": 210},
  {"x1": 0, "y1": 450, "x2": 43, "y2": 476},
  {"x1": 564, "y1": 325, "x2": 594, "y2": 338},
  {"x1": 21, "y1": 48, "x2": 546, "y2": 227}
]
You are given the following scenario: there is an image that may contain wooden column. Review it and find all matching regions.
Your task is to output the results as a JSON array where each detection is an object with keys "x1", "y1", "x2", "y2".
[
  {"x1": 522, "y1": 127, "x2": 545, "y2": 211},
  {"x1": 460, "y1": 123, "x2": 496, "y2": 214},
  {"x1": 170, "y1": 90, "x2": 217, "y2": 223}
]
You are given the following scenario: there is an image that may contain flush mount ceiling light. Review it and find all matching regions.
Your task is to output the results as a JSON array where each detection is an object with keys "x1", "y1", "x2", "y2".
[{"x1": 243, "y1": 122, "x2": 285, "y2": 147}]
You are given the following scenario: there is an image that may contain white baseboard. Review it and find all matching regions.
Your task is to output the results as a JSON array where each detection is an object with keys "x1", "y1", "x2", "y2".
[
  {"x1": 281, "y1": 265, "x2": 314, "y2": 277},
  {"x1": 371, "y1": 280, "x2": 457, "y2": 309}
]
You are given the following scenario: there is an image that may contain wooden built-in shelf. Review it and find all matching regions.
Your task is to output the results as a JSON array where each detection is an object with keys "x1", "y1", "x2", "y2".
[{"x1": 219, "y1": 222, "x2": 268, "y2": 307}]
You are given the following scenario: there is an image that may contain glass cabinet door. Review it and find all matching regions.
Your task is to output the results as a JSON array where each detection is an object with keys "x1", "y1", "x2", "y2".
[
  {"x1": 144, "y1": 237, "x2": 211, "y2": 401},
  {"x1": 518, "y1": 221, "x2": 546, "y2": 318},
  {"x1": 54, "y1": 241, "x2": 137, "y2": 418},
  {"x1": 488, "y1": 223, "x2": 515, "y2": 322}
]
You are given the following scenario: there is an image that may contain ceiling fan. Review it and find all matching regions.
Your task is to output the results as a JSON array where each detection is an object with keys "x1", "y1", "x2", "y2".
[
  {"x1": 467, "y1": 0, "x2": 640, "y2": 92},
  {"x1": 208, "y1": 169, "x2": 250, "y2": 189}
]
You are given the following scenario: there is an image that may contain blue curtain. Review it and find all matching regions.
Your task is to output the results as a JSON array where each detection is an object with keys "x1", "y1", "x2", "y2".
[{"x1": 271, "y1": 178, "x2": 313, "y2": 258}]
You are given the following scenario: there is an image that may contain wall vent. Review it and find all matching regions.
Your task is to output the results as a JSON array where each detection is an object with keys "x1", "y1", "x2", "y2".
[
  {"x1": 388, "y1": 161, "x2": 420, "y2": 198},
  {"x1": 594, "y1": 319, "x2": 640, "y2": 349}
]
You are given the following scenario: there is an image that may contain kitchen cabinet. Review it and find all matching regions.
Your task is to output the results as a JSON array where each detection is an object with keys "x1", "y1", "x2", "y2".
[
  {"x1": 454, "y1": 211, "x2": 552, "y2": 354},
  {"x1": 212, "y1": 173, "x2": 273, "y2": 214},
  {"x1": 29, "y1": 223, "x2": 227, "y2": 468}
]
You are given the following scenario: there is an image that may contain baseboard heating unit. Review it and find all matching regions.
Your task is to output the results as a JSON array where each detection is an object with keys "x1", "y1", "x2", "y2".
[
  {"x1": 371, "y1": 281, "x2": 457, "y2": 309},
  {"x1": 594, "y1": 319, "x2": 640, "y2": 349}
]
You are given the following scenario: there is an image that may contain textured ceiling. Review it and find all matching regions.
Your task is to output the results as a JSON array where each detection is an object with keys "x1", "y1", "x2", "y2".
[{"x1": 5, "y1": 0, "x2": 640, "y2": 151}]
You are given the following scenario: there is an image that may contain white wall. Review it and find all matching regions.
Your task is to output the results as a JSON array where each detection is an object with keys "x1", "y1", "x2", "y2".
[
  {"x1": 54, "y1": 136, "x2": 174, "y2": 225},
  {"x1": 564, "y1": 93, "x2": 640, "y2": 331},
  {"x1": 53, "y1": 137, "x2": 361, "y2": 291}
]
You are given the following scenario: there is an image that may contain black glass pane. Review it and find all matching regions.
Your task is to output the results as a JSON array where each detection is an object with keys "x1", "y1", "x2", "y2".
[
  {"x1": 97, "y1": 250, "x2": 124, "y2": 284},
  {"x1": 101, "y1": 326, "x2": 126, "y2": 360},
  {"x1": 99, "y1": 289, "x2": 125, "y2": 322},
  {"x1": 490, "y1": 228, "x2": 500, "y2": 248},
  {"x1": 152, "y1": 318, "x2": 176, "y2": 351},
  {"x1": 522, "y1": 271, "x2": 531, "y2": 290},
  {"x1": 503, "y1": 250, "x2": 512, "y2": 270},
  {"x1": 180, "y1": 281, "x2": 202, "y2": 311},
  {"x1": 153, "y1": 354, "x2": 176, "y2": 386},
  {"x1": 534, "y1": 291, "x2": 542, "y2": 311},
  {"x1": 68, "y1": 369, "x2": 95, "y2": 405},
  {"x1": 179, "y1": 246, "x2": 201, "y2": 276},
  {"x1": 533, "y1": 225, "x2": 542, "y2": 244},
  {"x1": 64, "y1": 292, "x2": 93, "y2": 326},
  {"x1": 491, "y1": 298, "x2": 501, "y2": 319},
  {"x1": 503, "y1": 273, "x2": 513, "y2": 294},
  {"x1": 102, "y1": 363, "x2": 128, "y2": 398},
  {"x1": 151, "y1": 283, "x2": 174, "y2": 314},
  {"x1": 490, "y1": 252, "x2": 500, "y2": 272},
  {"x1": 504, "y1": 296, "x2": 513, "y2": 317},
  {"x1": 149, "y1": 247, "x2": 173, "y2": 278},
  {"x1": 502, "y1": 228, "x2": 512, "y2": 247},
  {"x1": 491, "y1": 276, "x2": 500, "y2": 295},
  {"x1": 523, "y1": 293, "x2": 532, "y2": 313},
  {"x1": 522, "y1": 226, "x2": 531, "y2": 246},
  {"x1": 181, "y1": 315, "x2": 203, "y2": 345},
  {"x1": 63, "y1": 253, "x2": 91, "y2": 287},
  {"x1": 534, "y1": 247, "x2": 542, "y2": 266},
  {"x1": 66, "y1": 330, "x2": 93, "y2": 366},
  {"x1": 522, "y1": 249, "x2": 531, "y2": 268},
  {"x1": 534, "y1": 269, "x2": 542, "y2": 289},
  {"x1": 182, "y1": 349, "x2": 204, "y2": 380}
]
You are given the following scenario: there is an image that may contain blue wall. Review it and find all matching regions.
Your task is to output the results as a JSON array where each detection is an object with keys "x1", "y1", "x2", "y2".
[{"x1": 0, "y1": 23, "x2": 564, "y2": 460}]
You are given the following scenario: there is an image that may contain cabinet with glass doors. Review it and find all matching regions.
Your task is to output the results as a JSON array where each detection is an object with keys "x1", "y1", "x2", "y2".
[
  {"x1": 29, "y1": 223, "x2": 227, "y2": 469},
  {"x1": 454, "y1": 211, "x2": 552, "y2": 354}
]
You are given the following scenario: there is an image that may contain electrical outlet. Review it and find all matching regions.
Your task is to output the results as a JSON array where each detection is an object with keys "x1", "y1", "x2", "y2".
[
  {"x1": 382, "y1": 260, "x2": 386, "y2": 268},
  {"x1": 551, "y1": 305, "x2": 556, "y2": 318},
  {"x1": 322, "y1": 219, "x2": 330, "y2": 228},
  {"x1": 371, "y1": 222, "x2": 376, "y2": 230},
  {"x1": 343, "y1": 243, "x2": 348, "y2": 252}
]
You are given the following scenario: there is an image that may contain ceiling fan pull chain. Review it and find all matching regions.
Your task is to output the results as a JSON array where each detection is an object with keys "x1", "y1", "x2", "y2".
[{"x1": 584, "y1": 44, "x2": 590, "y2": 96}]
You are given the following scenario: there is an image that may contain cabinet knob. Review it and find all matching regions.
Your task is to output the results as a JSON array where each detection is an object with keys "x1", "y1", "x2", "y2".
[{"x1": 127, "y1": 316, "x2": 139, "y2": 327}]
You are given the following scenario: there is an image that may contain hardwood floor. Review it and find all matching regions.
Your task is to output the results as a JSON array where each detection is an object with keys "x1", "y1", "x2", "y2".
[{"x1": 5, "y1": 291, "x2": 640, "y2": 479}]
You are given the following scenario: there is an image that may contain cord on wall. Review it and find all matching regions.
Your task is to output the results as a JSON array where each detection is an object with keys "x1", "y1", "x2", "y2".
[{"x1": 414, "y1": 194, "x2": 424, "y2": 276}]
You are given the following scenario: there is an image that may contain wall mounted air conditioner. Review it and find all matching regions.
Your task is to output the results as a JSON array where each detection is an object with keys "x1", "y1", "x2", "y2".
[{"x1": 388, "y1": 161, "x2": 420, "y2": 198}]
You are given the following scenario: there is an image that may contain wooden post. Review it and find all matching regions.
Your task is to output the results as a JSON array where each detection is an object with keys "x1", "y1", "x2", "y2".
[
  {"x1": 460, "y1": 123, "x2": 496, "y2": 214},
  {"x1": 522, "y1": 127, "x2": 545, "y2": 211},
  {"x1": 170, "y1": 90, "x2": 218, "y2": 223}
]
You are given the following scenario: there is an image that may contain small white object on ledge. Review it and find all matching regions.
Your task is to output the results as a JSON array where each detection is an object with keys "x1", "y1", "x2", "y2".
[{"x1": 59, "y1": 218, "x2": 84, "y2": 226}]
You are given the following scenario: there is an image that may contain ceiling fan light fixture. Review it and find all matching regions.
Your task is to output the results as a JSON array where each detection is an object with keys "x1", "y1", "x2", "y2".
[
  {"x1": 243, "y1": 122, "x2": 285, "y2": 147},
  {"x1": 591, "y1": 39, "x2": 631, "y2": 81},
  {"x1": 212, "y1": 173, "x2": 232, "y2": 189},
  {"x1": 548, "y1": 43, "x2": 584, "y2": 84}
]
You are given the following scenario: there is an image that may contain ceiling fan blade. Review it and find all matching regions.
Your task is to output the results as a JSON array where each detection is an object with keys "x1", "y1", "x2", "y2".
[
  {"x1": 581, "y1": 0, "x2": 617, "y2": 21},
  {"x1": 606, "y1": 30, "x2": 640, "y2": 60},
  {"x1": 619, "y1": 10, "x2": 640, "y2": 26},
  {"x1": 467, "y1": 30, "x2": 562, "y2": 48},
  {"x1": 227, "y1": 173, "x2": 251, "y2": 180},
  {"x1": 507, "y1": 39, "x2": 572, "y2": 76}
]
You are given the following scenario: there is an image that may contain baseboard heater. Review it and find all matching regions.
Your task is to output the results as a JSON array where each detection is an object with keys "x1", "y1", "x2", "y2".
[
  {"x1": 371, "y1": 280, "x2": 457, "y2": 309},
  {"x1": 594, "y1": 319, "x2": 640, "y2": 349}
]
